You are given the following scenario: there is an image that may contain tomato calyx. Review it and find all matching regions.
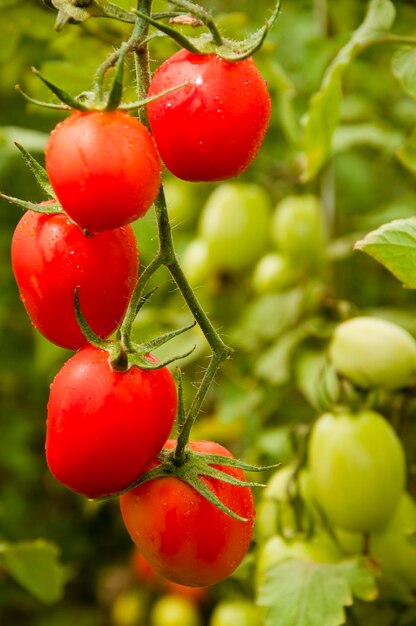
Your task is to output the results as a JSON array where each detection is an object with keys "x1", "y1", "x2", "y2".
[
  {"x1": 135, "y1": 0, "x2": 281, "y2": 61},
  {"x1": 119, "y1": 445, "x2": 274, "y2": 521},
  {"x1": 74, "y1": 287, "x2": 197, "y2": 373}
]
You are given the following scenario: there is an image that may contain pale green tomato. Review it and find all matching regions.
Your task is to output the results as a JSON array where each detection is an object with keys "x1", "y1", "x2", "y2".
[
  {"x1": 329, "y1": 317, "x2": 416, "y2": 390},
  {"x1": 111, "y1": 589, "x2": 148, "y2": 626},
  {"x1": 309, "y1": 410, "x2": 406, "y2": 533},
  {"x1": 256, "y1": 466, "x2": 297, "y2": 540},
  {"x1": 252, "y1": 253, "x2": 297, "y2": 293},
  {"x1": 164, "y1": 177, "x2": 202, "y2": 226},
  {"x1": 199, "y1": 183, "x2": 271, "y2": 271},
  {"x1": 151, "y1": 595, "x2": 201, "y2": 626},
  {"x1": 181, "y1": 239, "x2": 212, "y2": 287},
  {"x1": 271, "y1": 195, "x2": 327, "y2": 271},
  {"x1": 265, "y1": 465, "x2": 296, "y2": 501},
  {"x1": 210, "y1": 600, "x2": 262, "y2": 626}
]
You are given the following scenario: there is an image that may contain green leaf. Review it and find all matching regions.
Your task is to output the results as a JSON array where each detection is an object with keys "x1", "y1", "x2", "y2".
[
  {"x1": 392, "y1": 47, "x2": 416, "y2": 100},
  {"x1": 303, "y1": 0, "x2": 396, "y2": 180},
  {"x1": 258, "y1": 559, "x2": 377, "y2": 626},
  {"x1": 355, "y1": 218, "x2": 416, "y2": 288},
  {"x1": 397, "y1": 127, "x2": 416, "y2": 173},
  {"x1": 0, "y1": 540, "x2": 66, "y2": 604}
]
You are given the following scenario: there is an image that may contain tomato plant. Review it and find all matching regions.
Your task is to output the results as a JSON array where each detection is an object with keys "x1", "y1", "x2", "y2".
[
  {"x1": 46, "y1": 346, "x2": 178, "y2": 498},
  {"x1": 147, "y1": 49, "x2": 271, "y2": 181},
  {"x1": 11, "y1": 210, "x2": 138, "y2": 350},
  {"x1": 45, "y1": 110, "x2": 161, "y2": 232},
  {"x1": 308, "y1": 410, "x2": 406, "y2": 532},
  {"x1": 120, "y1": 440, "x2": 255, "y2": 587},
  {"x1": 329, "y1": 316, "x2": 416, "y2": 390}
]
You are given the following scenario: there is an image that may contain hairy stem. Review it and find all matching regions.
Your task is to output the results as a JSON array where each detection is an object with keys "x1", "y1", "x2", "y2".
[{"x1": 120, "y1": 2, "x2": 233, "y2": 455}]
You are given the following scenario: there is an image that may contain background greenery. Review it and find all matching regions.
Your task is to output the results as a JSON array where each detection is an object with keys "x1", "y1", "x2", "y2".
[{"x1": 2, "y1": 0, "x2": 416, "y2": 625}]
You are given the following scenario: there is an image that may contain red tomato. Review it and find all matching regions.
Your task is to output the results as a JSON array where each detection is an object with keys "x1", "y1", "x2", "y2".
[
  {"x1": 45, "y1": 110, "x2": 161, "y2": 232},
  {"x1": 147, "y1": 49, "x2": 271, "y2": 181},
  {"x1": 120, "y1": 440, "x2": 255, "y2": 587},
  {"x1": 46, "y1": 346, "x2": 178, "y2": 498},
  {"x1": 13, "y1": 209, "x2": 138, "y2": 347},
  {"x1": 131, "y1": 548, "x2": 208, "y2": 602},
  {"x1": 11, "y1": 210, "x2": 138, "y2": 350}
]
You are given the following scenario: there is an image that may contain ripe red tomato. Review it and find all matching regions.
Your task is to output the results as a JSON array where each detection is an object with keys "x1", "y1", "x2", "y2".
[
  {"x1": 11, "y1": 210, "x2": 138, "y2": 350},
  {"x1": 46, "y1": 346, "x2": 178, "y2": 498},
  {"x1": 147, "y1": 49, "x2": 271, "y2": 181},
  {"x1": 120, "y1": 440, "x2": 255, "y2": 587},
  {"x1": 45, "y1": 110, "x2": 161, "y2": 232}
]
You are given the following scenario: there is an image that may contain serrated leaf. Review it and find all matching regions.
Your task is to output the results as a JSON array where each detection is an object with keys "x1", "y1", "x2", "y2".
[
  {"x1": 392, "y1": 48, "x2": 416, "y2": 100},
  {"x1": 0, "y1": 540, "x2": 66, "y2": 604},
  {"x1": 355, "y1": 218, "x2": 416, "y2": 288},
  {"x1": 303, "y1": 0, "x2": 396, "y2": 180},
  {"x1": 258, "y1": 559, "x2": 377, "y2": 626}
]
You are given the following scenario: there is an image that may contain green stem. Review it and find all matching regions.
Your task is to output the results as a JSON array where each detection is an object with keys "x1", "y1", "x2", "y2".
[{"x1": 119, "y1": 7, "x2": 232, "y2": 457}]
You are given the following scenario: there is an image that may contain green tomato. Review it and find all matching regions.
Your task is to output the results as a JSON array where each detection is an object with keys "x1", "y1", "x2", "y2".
[
  {"x1": 111, "y1": 589, "x2": 148, "y2": 626},
  {"x1": 199, "y1": 183, "x2": 271, "y2": 271},
  {"x1": 151, "y1": 595, "x2": 201, "y2": 626},
  {"x1": 309, "y1": 410, "x2": 406, "y2": 533},
  {"x1": 329, "y1": 317, "x2": 416, "y2": 390},
  {"x1": 271, "y1": 195, "x2": 327, "y2": 271},
  {"x1": 252, "y1": 253, "x2": 297, "y2": 293},
  {"x1": 210, "y1": 600, "x2": 262, "y2": 626},
  {"x1": 181, "y1": 239, "x2": 212, "y2": 287},
  {"x1": 164, "y1": 177, "x2": 202, "y2": 227}
]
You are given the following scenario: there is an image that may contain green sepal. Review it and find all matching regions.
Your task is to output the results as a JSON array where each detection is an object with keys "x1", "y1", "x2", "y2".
[
  {"x1": 15, "y1": 143, "x2": 54, "y2": 197},
  {"x1": 140, "y1": 321, "x2": 196, "y2": 352},
  {"x1": 104, "y1": 43, "x2": 128, "y2": 112},
  {"x1": 15, "y1": 85, "x2": 71, "y2": 111},
  {"x1": 135, "y1": 0, "x2": 280, "y2": 61},
  {"x1": 74, "y1": 287, "x2": 112, "y2": 351},
  {"x1": 0, "y1": 193, "x2": 62, "y2": 214},
  {"x1": 175, "y1": 368, "x2": 186, "y2": 433},
  {"x1": 126, "y1": 343, "x2": 196, "y2": 370},
  {"x1": 47, "y1": 0, "x2": 135, "y2": 30},
  {"x1": 190, "y1": 452, "x2": 279, "y2": 473},
  {"x1": 31, "y1": 67, "x2": 90, "y2": 111},
  {"x1": 119, "y1": 82, "x2": 189, "y2": 111}
]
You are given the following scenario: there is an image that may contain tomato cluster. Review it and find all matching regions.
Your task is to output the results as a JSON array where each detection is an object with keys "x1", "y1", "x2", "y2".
[{"x1": 10, "y1": 46, "x2": 271, "y2": 590}]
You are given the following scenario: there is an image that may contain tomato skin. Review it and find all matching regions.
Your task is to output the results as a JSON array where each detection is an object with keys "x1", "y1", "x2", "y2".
[
  {"x1": 46, "y1": 110, "x2": 161, "y2": 232},
  {"x1": 210, "y1": 600, "x2": 262, "y2": 626},
  {"x1": 308, "y1": 410, "x2": 406, "y2": 533},
  {"x1": 120, "y1": 440, "x2": 255, "y2": 587},
  {"x1": 11, "y1": 210, "x2": 138, "y2": 350},
  {"x1": 329, "y1": 316, "x2": 416, "y2": 390},
  {"x1": 147, "y1": 49, "x2": 271, "y2": 182},
  {"x1": 46, "y1": 346, "x2": 177, "y2": 498},
  {"x1": 151, "y1": 594, "x2": 201, "y2": 626},
  {"x1": 199, "y1": 183, "x2": 271, "y2": 271}
]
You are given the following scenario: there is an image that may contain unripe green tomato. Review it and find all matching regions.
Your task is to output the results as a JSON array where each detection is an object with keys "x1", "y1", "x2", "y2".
[
  {"x1": 111, "y1": 589, "x2": 148, "y2": 626},
  {"x1": 252, "y1": 253, "x2": 297, "y2": 293},
  {"x1": 309, "y1": 410, "x2": 406, "y2": 533},
  {"x1": 199, "y1": 183, "x2": 271, "y2": 271},
  {"x1": 164, "y1": 177, "x2": 201, "y2": 227},
  {"x1": 181, "y1": 239, "x2": 212, "y2": 287},
  {"x1": 271, "y1": 195, "x2": 327, "y2": 271},
  {"x1": 210, "y1": 600, "x2": 261, "y2": 626},
  {"x1": 256, "y1": 466, "x2": 297, "y2": 540},
  {"x1": 329, "y1": 317, "x2": 416, "y2": 390},
  {"x1": 151, "y1": 595, "x2": 201, "y2": 626}
]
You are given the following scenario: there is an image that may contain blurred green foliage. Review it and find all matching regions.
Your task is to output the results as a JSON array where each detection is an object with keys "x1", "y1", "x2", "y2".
[{"x1": 2, "y1": 0, "x2": 416, "y2": 625}]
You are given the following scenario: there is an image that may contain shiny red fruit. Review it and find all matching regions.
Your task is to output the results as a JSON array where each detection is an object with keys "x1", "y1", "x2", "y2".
[
  {"x1": 147, "y1": 49, "x2": 271, "y2": 182},
  {"x1": 46, "y1": 346, "x2": 178, "y2": 498},
  {"x1": 46, "y1": 110, "x2": 161, "y2": 232},
  {"x1": 120, "y1": 440, "x2": 255, "y2": 587},
  {"x1": 11, "y1": 210, "x2": 138, "y2": 350}
]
